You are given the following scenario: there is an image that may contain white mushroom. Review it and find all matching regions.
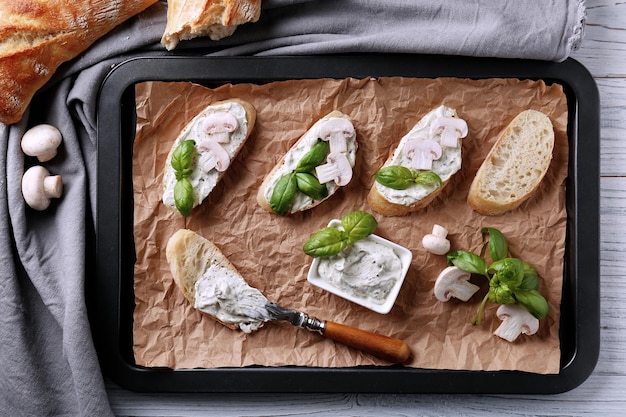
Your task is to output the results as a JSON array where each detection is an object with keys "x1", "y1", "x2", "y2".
[
  {"x1": 403, "y1": 137, "x2": 442, "y2": 170},
  {"x1": 202, "y1": 112, "x2": 238, "y2": 143},
  {"x1": 430, "y1": 116, "x2": 468, "y2": 148},
  {"x1": 494, "y1": 304, "x2": 539, "y2": 342},
  {"x1": 20, "y1": 124, "x2": 63, "y2": 162},
  {"x1": 315, "y1": 151, "x2": 353, "y2": 186},
  {"x1": 433, "y1": 266, "x2": 480, "y2": 302},
  {"x1": 318, "y1": 118, "x2": 355, "y2": 154},
  {"x1": 21, "y1": 166, "x2": 63, "y2": 211},
  {"x1": 422, "y1": 224, "x2": 451, "y2": 255},
  {"x1": 197, "y1": 139, "x2": 230, "y2": 172}
]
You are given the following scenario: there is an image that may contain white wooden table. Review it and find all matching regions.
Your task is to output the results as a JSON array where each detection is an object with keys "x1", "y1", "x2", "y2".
[{"x1": 106, "y1": 1, "x2": 626, "y2": 415}]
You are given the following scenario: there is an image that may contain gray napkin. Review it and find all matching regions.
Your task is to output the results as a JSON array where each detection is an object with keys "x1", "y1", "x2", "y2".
[{"x1": 0, "y1": 1, "x2": 585, "y2": 415}]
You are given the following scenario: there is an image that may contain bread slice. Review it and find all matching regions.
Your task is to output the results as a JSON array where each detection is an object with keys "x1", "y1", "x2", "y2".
[
  {"x1": 162, "y1": 98, "x2": 256, "y2": 216},
  {"x1": 257, "y1": 110, "x2": 358, "y2": 215},
  {"x1": 367, "y1": 105, "x2": 467, "y2": 216},
  {"x1": 467, "y1": 109, "x2": 555, "y2": 216},
  {"x1": 0, "y1": 0, "x2": 158, "y2": 125},
  {"x1": 161, "y1": 0, "x2": 262, "y2": 50},
  {"x1": 165, "y1": 229, "x2": 270, "y2": 333}
]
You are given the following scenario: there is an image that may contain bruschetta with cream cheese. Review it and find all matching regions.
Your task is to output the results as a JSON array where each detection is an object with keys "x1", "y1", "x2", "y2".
[
  {"x1": 367, "y1": 105, "x2": 468, "y2": 216},
  {"x1": 162, "y1": 98, "x2": 256, "y2": 216},
  {"x1": 257, "y1": 110, "x2": 358, "y2": 215}
]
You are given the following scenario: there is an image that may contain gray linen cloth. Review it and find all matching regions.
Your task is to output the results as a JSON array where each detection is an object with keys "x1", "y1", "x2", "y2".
[{"x1": 0, "y1": 1, "x2": 585, "y2": 415}]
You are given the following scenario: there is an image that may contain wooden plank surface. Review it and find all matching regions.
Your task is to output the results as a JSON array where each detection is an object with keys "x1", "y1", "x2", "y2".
[{"x1": 106, "y1": 1, "x2": 626, "y2": 415}]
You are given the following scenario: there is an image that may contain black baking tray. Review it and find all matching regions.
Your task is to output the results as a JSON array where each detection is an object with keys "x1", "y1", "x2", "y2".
[{"x1": 93, "y1": 54, "x2": 600, "y2": 394}]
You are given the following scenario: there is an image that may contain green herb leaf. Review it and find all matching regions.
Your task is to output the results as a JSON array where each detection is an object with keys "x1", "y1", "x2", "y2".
[
  {"x1": 513, "y1": 289, "x2": 549, "y2": 319},
  {"x1": 413, "y1": 170, "x2": 443, "y2": 187},
  {"x1": 488, "y1": 258, "x2": 524, "y2": 288},
  {"x1": 519, "y1": 262, "x2": 539, "y2": 290},
  {"x1": 303, "y1": 227, "x2": 348, "y2": 257},
  {"x1": 488, "y1": 280, "x2": 516, "y2": 305},
  {"x1": 482, "y1": 227, "x2": 508, "y2": 262},
  {"x1": 375, "y1": 166, "x2": 415, "y2": 190},
  {"x1": 341, "y1": 210, "x2": 377, "y2": 243},
  {"x1": 174, "y1": 177, "x2": 194, "y2": 217},
  {"x1": 171, "y1": 140, "x2": 196, "y2": 180},
  {"x1": 270, "y1": 173, "x2": 298, "y2": 216},
  {"x1": 295, "y1": 172, "x2": 328, "y2": 200},
  {"x1": 295, "y1": 140, "x2": 330, "y2": 173},
  {"x1": 447, "y1": 250, "x2": 488, "y2": 277}
]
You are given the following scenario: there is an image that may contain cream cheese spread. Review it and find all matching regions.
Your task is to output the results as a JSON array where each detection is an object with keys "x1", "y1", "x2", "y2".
[
  {"x1": 262, "y1": 116, "x2": 357, "y2": 212},
  {"x1": 316, "y1": 239, "x2": 403, "y2": 305},
  {"x1": 163, "y1": 101, "x2": 248, "y2": 209},
  {"x1": 375, "y1": 105, "x2": 463, "y2": 206},
  {"x1": 194, "y1": 263, "x2": 271, "y2": 333}
]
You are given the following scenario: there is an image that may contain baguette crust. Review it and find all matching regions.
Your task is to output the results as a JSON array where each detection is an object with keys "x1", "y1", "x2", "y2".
[
  {"x1": 257, "y1": 110, "x2": 358, "y2": 215},
  {"x1": 162, "y1": 98, "x2": 256, "y2": 215},
  {"x1": 162, "y1": 0, "x2": 262, "y2": 50},
  {"x1": 0, "y1": 0, "x2": 157, "y2": 125},
  {"x1": 467, "y1": 109, "x2": 555, "y2": 216},
  {"x1": 367, "y1": 105, "x2": 465, "y2": 216}
]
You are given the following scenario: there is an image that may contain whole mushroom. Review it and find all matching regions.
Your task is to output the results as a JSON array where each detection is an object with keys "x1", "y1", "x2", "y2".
[
  {"x1": 433, "y1": 266, "x2": 480, "y2": 302},
  {"x1": 202, "y1": 112, "x2": 238, "y2": 143},
  {"x1": 21, "y1": 124, "x2": 63, "y2": 162},
  {"x1": 319, "y1": 118, "x2": 355, "y2": 154},
  {"x1": 493, "y1": 304, "x2": 539, "y2": 342},
  {"x1": 422, "y1": 224, "x2": 451, "y2": 255},
  {"x1": 430, "y1": 116, "x2": 468, "y2": 148},
  {"x1": 22, "y1": 166, "x2": 63, "y2": 210}
]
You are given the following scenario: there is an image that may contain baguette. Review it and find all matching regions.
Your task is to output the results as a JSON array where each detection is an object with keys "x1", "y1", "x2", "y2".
[
  {"x1": 162, "y1": 98, "x2": 256, "y2": 216},
  {"x1": 368, "y1": 105, "x2": 468, "y2": 216},
  {"x1": 165, "y1": 229, "x2": 271, "y2": 333},
  {"x1": 161, "y1": 0, "x2": 262, "y2": 50},
  {"x1": 467, "y1": 109, "x2": 555, "y2": 216},
  {"x1": 0, "y1": 0, "x2": 158, "y2": 125},
  {"x1": 257, "y1": 110, "x2": 358, "y2": 215}
]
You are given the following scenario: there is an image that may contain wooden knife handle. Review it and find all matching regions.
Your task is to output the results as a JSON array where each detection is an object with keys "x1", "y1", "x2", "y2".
[{"x1": 323, "y1": 321, "x2": 411, "y2": 363}]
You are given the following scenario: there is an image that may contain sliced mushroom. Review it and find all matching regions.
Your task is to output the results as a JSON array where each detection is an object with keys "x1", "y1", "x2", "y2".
[
  {"x1": 422, "y1": 224, "x2": 450, "y2": 255},
  {"x1": 21, "y1": 124, "x2": 63, "y2": 162},
  {"x1": 315, "y1": 151, "x2": 353, "y2": 186},
  {"x1": 494, "y1": 304, "x2": 539, "y2": 342},
  {"x1": 430, "y1": 116, "x2": 468, "y2": 148},
  {"x1": 403, "y1": 137, "x2": 442, "y2": 170},
  {"x1": 202, "y1": 112, "x2": 238, "y2": 143},
  {"x1": 318, "y1": 118, "x2": 355, "y2": 154},
  {"x1": 22, "y1": 165, "x2": 63, "y2": 211},
  {"x1": 433, "y1": 266, "x2": 480, "y2": 302},
  {"x1": 197, "y1": 139, "x2": 230, "y2": 172}
]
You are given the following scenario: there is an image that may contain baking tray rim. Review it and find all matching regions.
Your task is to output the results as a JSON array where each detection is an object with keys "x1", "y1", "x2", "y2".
[{"x1": 93, "y1": 54, "x2": 600, "y2": 394}]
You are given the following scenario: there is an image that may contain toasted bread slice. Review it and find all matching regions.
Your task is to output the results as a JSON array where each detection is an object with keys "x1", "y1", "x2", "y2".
[
  {"x1": 368, "y1": 105, "x2": 467, "y2": 216},
  {"x1": 165, "y1": 229, "x2": 270, "y2": 333},
  {"x1": 467, "y1": 109, "x2": 554, "y2": 216},
  {"x1": 162, "y1": 98, "x2": 256, "y2": 216},
  {"x1": 257, "y1": 110, "x2": 358, "y2": 215}
]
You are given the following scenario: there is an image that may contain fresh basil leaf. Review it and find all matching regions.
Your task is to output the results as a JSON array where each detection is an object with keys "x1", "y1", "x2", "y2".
[
  {"x1": 270, "y1": 173, "x2": 298, "y2": 216},
  {"x1": 295, "y1": 140, "x2": 330, "y2": 173},
  {"x1": 174, "y1": 177, "x2": 194, "y2": 217},
  {"x1": 413, "y1": 170, "x2": 443, "y2": 187},
  {"x1": 519, "y1": 262, "x2": 539, "y2": 290},
  {"x1": 303, "y1": 227, "x2": 348, "y2": 257},
  {"x1": 488, "y1": 258, "x2": 524, "y2": 288},
  {"x1": 447, "y1": 250, "x2": 488, "y2": 277},
  {"x1": 481, "y1": 227, "x2": 508, "y2": 262},
  {"x1": 513, "y1": 289, "x2": 549, "y2": 319},
  {"x1": 375, "y1": 166, "x2": 415, "y2": 190},
  {"x1": 295, "y1": 172, "x2": 328, "y2": 200},
  {"x1": 488, "y1": 282, "x2": 516, "y2": 305},
  {"x1": 171, "y1": 140, "x2": 196, "y2": 179},
  {"x1": 341, "y1": 210, "x2": 377, "y2": 243}
]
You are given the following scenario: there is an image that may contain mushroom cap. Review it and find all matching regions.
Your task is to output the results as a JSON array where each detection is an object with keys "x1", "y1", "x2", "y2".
[
  {"x1": 430, "y1": 116, "x2": 468, "y2": 138},
  {"x1": 202, "y1": 112, "x2": 239, "y2": 133},
  {"x1": 422, "y1": 233, "x2": 450, "y2": 255},
  {"x1": 319, "y1": 117, "x2": 355, "y2": 139},
  {"x1": 433, "y1": 266, "x2": 474, "y2": 301},
  {"x1": 21, "y1": 124, "x2": 63, "y2": 162}
]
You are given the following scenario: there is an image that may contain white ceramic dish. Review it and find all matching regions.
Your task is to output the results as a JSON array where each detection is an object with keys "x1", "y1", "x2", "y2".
[{"x1": 307, "y1": 219, "x2": 413, "y2": 314}]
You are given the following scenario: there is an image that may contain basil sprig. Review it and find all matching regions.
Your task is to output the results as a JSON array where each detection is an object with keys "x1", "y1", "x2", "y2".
[
  {"x1": 269, "y1": 139, "x2": 330, "y2": 215},
  {"x1": 171, "y1": 140, "x2": 197, "y2": 216},
  {"x1": 447, "y1": 227, "x2": 549, "y2": 325},
  {"x1": 375, "y1": 165, "x2": 442, "y2": 190},
  {"x1": 303, "y1": 210, "x2": 378, "y2": 258}
]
